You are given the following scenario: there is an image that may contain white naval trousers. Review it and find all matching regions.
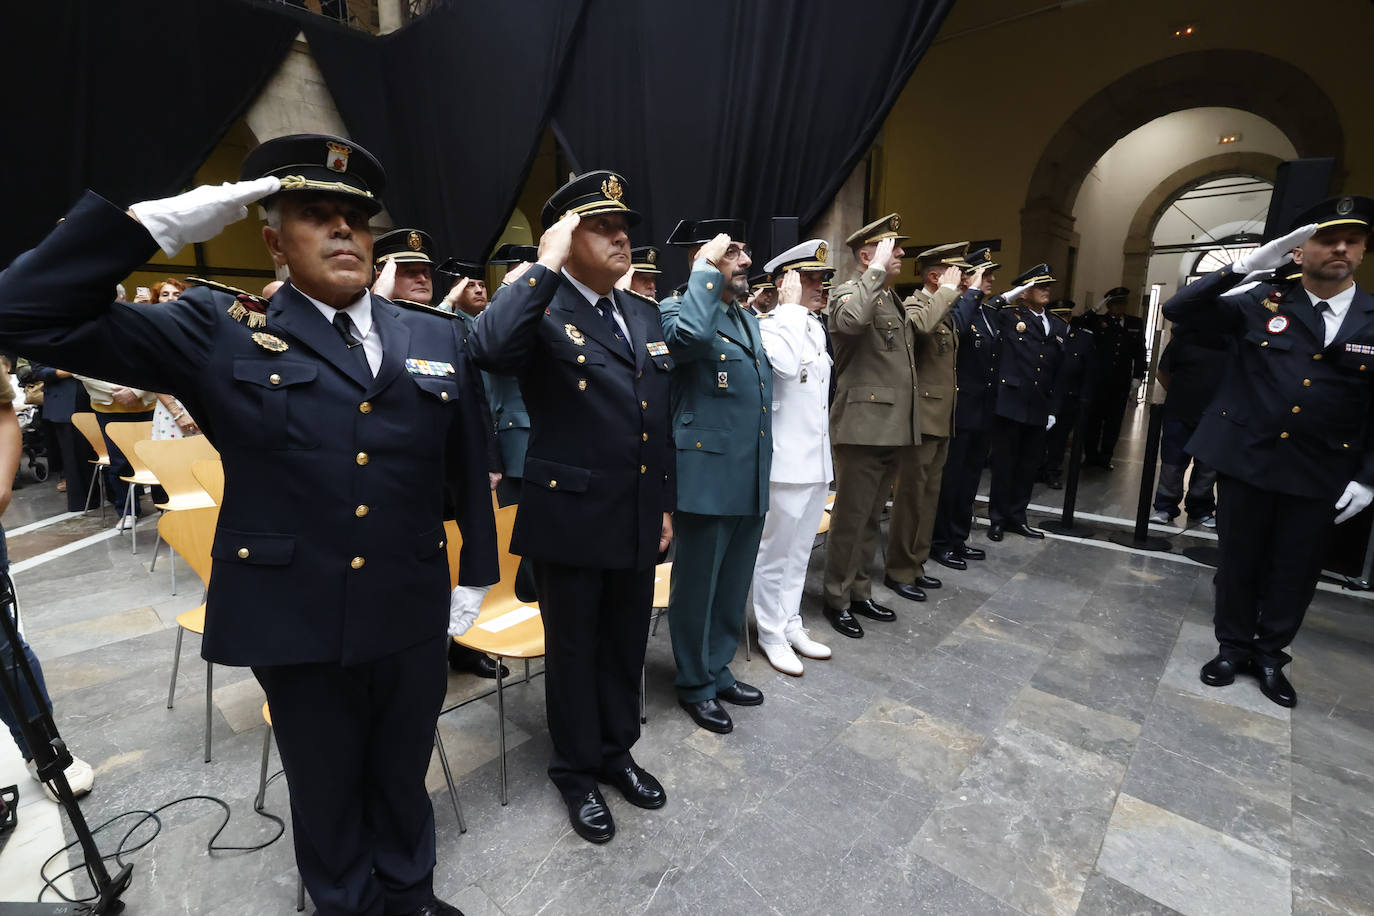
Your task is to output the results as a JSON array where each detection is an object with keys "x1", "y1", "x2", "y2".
[{"x1": 751, "y1": 481, "x2": 830, "y2": 646}]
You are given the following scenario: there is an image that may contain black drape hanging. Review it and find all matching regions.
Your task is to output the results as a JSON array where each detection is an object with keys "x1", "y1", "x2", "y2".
[
  {"x1": 1, "y1": 0, "x2": 298, "y2": 266},
  {"x1": 551, "y1": 0, "x2": 955, "y2": 287},
  {"x1": 303, "y1": 0, "x2": 587, "y2": 263}
]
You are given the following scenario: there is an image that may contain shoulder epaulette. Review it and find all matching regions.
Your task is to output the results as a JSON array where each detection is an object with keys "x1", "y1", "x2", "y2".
[
  {"x1": 621, "y1": 288, "x2": 659, "y2": 307},
  {"x1": 188, "y1": 277, "x2": 269, "y2": 328},
  {"x1": 186, "y1": 276, "x2": 264, "y2": 304},
  {"x1": 391, "y1": 298, "x2": 459, "y2": 320}
]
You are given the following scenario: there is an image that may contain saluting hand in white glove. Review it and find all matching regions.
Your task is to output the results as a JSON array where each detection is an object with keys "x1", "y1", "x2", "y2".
[
  {"x1": 1233, "y1": 224, "x2": 1319, "y2": 275},
  {"x1": 1002, "y1": 282, "x2": 1033, "y2": 303},
  {"x1": 1045, "y1": 415, "x2": 1056, "y2": 431},
  {"x1": 1335, "y1": 480, "x2": 1374, "y2": 524},
  {"x1": 129, "y1": 177, "x2": 281, "y2": 257}
]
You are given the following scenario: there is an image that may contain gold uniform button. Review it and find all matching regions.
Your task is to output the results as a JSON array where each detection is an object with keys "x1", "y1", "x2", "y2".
[
  {"x1": 237, "y1": 547, "x2": 250, "y2": 559},
  {"x1": 1344, "y1": 443, "x2": 1351, "y2": 449},
  {"x1": 528, "y1": 277, "x2": 537, "y2": 287},
  {"x1": 1292, "y1": 405, "x2": 1301, "y2": 414},
  {"x1": 269, "y1": 373, "x2": 282, "y2": 385},
  {"x1": 1261, "y1": 341, "x2": 1269, "y2": 347},
  {"x1": 706, "y1": 282, "x2": 714, "y2": 290},
  {"x1": 439, "y1": 539, "x2": 445, "y2": 549},
  {"x1": 359, "y1": 401, "x2": 372, "y2": 414},
  {"x1": 577, "y1": 354, "x2": 586, "y2": 364},
  {"x1": 641, "y1": 400, "x2": 648, "y2": 410},
  {"x1": 1303, "y1": 379, "x2": 1312, "y2": 387},
  {"x1": 870, "y1": 394, "x2": 876, "y2": 401},
  {"x1": 356, "y1": 452, "x2": 369, "y2": 466},
  {"x1": 1280, "y1": 431, "x2": 1290, "y2": 439},
  {"x1": 351, "y1": 556, "x2": 365, "y2": 569},
  {"x1": 760, "y1": 430, "x2": 765, "y2": 437},
  {"x1": 549, "y1": 479, "x2": 558, "y2": 488},
  {"x1": 440, "y1": 391, "x2": 449, "y2": 401},
  {"x1": 696, "y1": 441, "x2": 702, "y2": 448},
  {"x1": 1313, "y1": 353, "x2": 1322, "y2": 360},
  {"x1": 640, "y1": 465, "x2": 647, "y2": 474},
  {"x1": 355, "y1": 505, "x2": 369, "y2": 517}
]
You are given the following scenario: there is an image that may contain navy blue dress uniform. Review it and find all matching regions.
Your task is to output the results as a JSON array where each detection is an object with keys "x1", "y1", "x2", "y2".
[
  {"x1": 987, "y1": 265, "x2": 1064, "y2": 538},
  {"x1": 482, "y1": 276, "x2": 532, "y2": 508},
  {"x1": 1162, "y1": 195, "x2": 1374, "y2": 703},
  {"x1": 1079, "y1": 287, "x2": 1147, "y2": 468},
  {"x1": 468, "y1": 172, "x2": 676, "y2": 818},
  {"x1": 0, "y1": 134, "x2": 498, "y2": 916},
  {"x1": 932, "y1": 248, "x2": 1002, "y2": 565},
  {"x1": 659, "y1": 218, "x2": 773, "y2": 723},
  {"x1": 1041, "y1": 301, "x2": 1097, "y2": 486}
]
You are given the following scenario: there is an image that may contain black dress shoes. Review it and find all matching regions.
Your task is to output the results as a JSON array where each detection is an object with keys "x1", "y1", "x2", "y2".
[
  {"x1": 914, "y1": 575, "x2": 942, "y2": 589},
  {"x1": 565, "y1": 789, "x2": 615, "y2": 843},
  {"x1": 987, "y1": 524, "x2": 1004, "y2": 541},
  {"x1": 958, "y1": 544, "x2": 986, "y2": 561},
  {"x1": 412, "y1": 899, "x2": 464, "y2": 916},
  {"x1": 1199, "y1": 654, "x2": 1236, "y2": 686},
  {"x1": 598, "y1": 763, "x2": 666, "y2": 809},
  {"x1": 1006, "y1": 523, "x2": 1045, "y2": 539},
  {"x1": 717, "y1": 681, "x2": 764, "y2": 706},
  {"x1": 882, "y1": 576, "x2": 926, "y2": 602},
  {"x1": 824, "y1": 605, "x2": 864, "y2": 638},
  {"x1": 933, "y1": 549, "x2": 968, "y2": 570},
  {"x1": 1045, "y1": 474, "x2": 1063, "y2": 490},
  {"x1": 851, "y1": 598, "x2": 898, "y2": 620},
  {"x1": 680, "y1": 698, "x2": 734, "y2": 733},
  {"x1": 448, "y1": 643, "x2": 509, "y2": 680},
  {"x1": 1243, "y1": 660, "x2": 1297, "y2": 708}
]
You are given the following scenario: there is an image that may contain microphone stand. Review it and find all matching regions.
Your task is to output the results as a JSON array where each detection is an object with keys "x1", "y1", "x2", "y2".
[{"x1": 0, "y1": 572, "x2": 132, "y2": 914}]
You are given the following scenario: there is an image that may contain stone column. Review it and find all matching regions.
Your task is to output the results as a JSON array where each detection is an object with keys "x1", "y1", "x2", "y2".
[{"x1": 809, "y1": 158, "x2": 869, "y2": 284}]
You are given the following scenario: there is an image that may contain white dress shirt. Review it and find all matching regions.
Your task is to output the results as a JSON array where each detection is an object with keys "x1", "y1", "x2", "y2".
[
  {"x1": 562, "y1": 270, "x2": 630, "y2": 340},
  {"x1": 304, "y1": 288, "x2": 383, "y2": 375},
  {"x1": 1301, "y1": 283, "x2": 1357, "y2": 347}
]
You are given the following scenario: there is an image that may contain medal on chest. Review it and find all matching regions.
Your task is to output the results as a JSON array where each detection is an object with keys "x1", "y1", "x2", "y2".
[
  {"x1": 800, "y1": 367, "x2": 808, "y2": 384},
  {"x1": 1266, "y1": 315, "x2": 1289, "y2": 335}
]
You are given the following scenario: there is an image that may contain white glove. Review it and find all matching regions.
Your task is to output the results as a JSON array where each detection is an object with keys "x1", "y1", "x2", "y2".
[
  {"x1": 1129, "y1": 378, "x2": 1142, "y2": 393},
  {"x1": 371, "y1": 257, "x2": 397, "y2": 300},
  {"x1": 130, "y1": 177, "x2": 281, "y2": 257},
  {"x1": 1232, "y1": 224, "x2": 1319, "y2": 275},
  {"x1": 1002, "y1": 282, "x2": 1033, "y2": 303},
  {"x1": 1334, "y1": 480, "x2": 1374, "y2": 524},
  {"x1": 1045, "y1": 415, "x2": 1056, "y2": 431},
  {"x1": 447, "y1": 585, "x2": 490, "y2": 636},
  {"x1": 1240, "y1": 267, "x2": 1276, "y2": 285},
  {"x1": 1091, "y1": 295, "x2": 1110, "y2": 315}
]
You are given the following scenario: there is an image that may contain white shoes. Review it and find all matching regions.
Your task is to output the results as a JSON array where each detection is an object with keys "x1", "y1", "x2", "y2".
[
  {"x1": 1197, "y1": 513, "x2": 1218, "y2": 529},
  {"x1": 112, "y1": 514, "x2": 136, "y2": 532},
  {"x1": 27, "y1": 755, "x2": 94, "y2": 802},
  {"x1": 761, "y1": 641, "x2": 804, "y2": 677},
  {"x1": 1149, "y1": 510, "x2": 1172, "y2": 525},
  {"x1": 787, "y1": 628, "x2": 832, "y2": 660}
]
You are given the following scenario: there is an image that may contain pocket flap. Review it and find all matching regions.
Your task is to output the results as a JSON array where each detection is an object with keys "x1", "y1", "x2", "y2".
[
  {"x1": 233, "y1": 358, "x2": 317, "y2": 389},
  {"x1": 553, "y1": 346, "x2": 606, "y2": 367},
  {"x1": 413, "y1": 376, "x2": 459, "y2": 401},
  {"x1": 498, "y1": 409, "x2": 531, "y2": 430},
  {"x1": 524, "y1": 456, "x2": 591, "y2": 492},
  {"x1": 847, "y1": 386, "x2": 895, "y2": 404},
  {"x1": 1244, "y1": 329, "x2": 1293, "y2": 352},
  {"x1": 416, "y1": 524, "x2": 448, "y2": 559},
  {"x1": 212, "y1": 528, "x2": 295, "y2": 566},
  {"x1": 675, "y1": 427, "x2": 728, "y2": 453}
]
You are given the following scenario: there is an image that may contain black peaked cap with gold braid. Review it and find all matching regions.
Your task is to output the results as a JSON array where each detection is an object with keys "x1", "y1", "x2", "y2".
[
  {"x1": 540, "y1": 170, "x2": 641, "y2": 230},
  {"x1": 241, "y1": 133, "x2": 385, "y2": 216}
]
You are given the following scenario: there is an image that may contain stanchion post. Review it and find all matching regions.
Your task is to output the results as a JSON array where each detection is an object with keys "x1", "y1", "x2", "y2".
[
  {"x1": 1043, "y1": 398, "x2": 1096, "y2": 538},
  {"x1": 1110, "y1": 401, "x2": 1172, "y2": 551}
]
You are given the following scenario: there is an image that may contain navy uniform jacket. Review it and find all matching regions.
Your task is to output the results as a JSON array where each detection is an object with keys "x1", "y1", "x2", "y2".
[
  {"x1": 1054, "y1": 321, "x2": 1096, "y2": 406},
  {"x1": 481, "y1": 286, "x2": 530, "y2": 478},
  {"x1": 1162, "y1": 268, "x2": 1374, "y2": 501},
  {"x1": 1078, "y1": 312, "x2": 1146, "y2": 389},
  {"x1": 0, "y1": 193, "x2": 499, "y2": 667},
  {"x1": 439, "y1": 305, "x2": 502, "y2": 473},
  {"x1": 469, "y1": 266, "x2": 674, "y2": 569},
  {"x1": 988, "y1": 302, "x2": 1064, "y2": 425},
  {"x1": 950, "y1": 289, "x2": 1001, "y2": 433},
  {"x1": 660, "y1": 267, "x2": 772, "y2": 517},
  {"x1": 28, "y1": 363, "x2": 86, "y2": 422}
]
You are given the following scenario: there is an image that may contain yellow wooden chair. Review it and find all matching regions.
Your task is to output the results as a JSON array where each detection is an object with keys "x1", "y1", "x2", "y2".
[
  {"x1": 133, "y1": 437, "x2": 219, "y2": 511},
  {"x1": 70, "y1": 412, "x2": 111, "y2": 519},
  {"x1": 444, "y1": 506, "x2": 544, "y2": 804},
  {"x1": 102, "y1": 420, "x2": 156, "y2": 553},
  {"x1": 191, "y1": 458, "x2": 224, "y2": 505},
  {"x1": 641, "y1": 561, "x2": 673, "y2": 724},
  {"x1": 157, "y1": 504, "x2": 219, "y2": 762}
]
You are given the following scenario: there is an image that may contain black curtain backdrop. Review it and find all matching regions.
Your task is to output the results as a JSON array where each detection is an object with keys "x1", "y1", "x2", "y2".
[
  {"x1": 550, "y1": 0, "x2": 956, "y2": 288},
  {"x1": 1, "y1": 0, "x2": 298, "y2": 265},
  {"x1": 303, "y1": 0, "x2": 587, "y2": 263}
]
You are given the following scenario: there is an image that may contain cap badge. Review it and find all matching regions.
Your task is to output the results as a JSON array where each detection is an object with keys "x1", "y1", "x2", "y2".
[
  {"x1": 601, "y1": 175, "x2": 624, "y2": 201},
  {"x1": 1267, "y1": 314, "x2": 1289, "y2": 334},
  {"x1": 647, "y1": 248, "x2": 657, "y2": 264},
  {"x1": 890, "y1": 215, "x2": 901, "y2": 231},
  {"x1": 326, "y1": 141, "x2": 352, "y2": 173},
  {"x1": 407, "y1": 231, "x2": 423, "y2": 251},
  {"x1": 251, "y1": 332, "x2": 289, "y2": 353},
  {"x1": 1337, "y1": 197, "x2": 1354, "y2": 216},
  {"x1": 816, "y1": 243, "x2": 828, "y2": 263},
  {"x1": 564, "y1": 324, "x2": 586, "y2": 346}
]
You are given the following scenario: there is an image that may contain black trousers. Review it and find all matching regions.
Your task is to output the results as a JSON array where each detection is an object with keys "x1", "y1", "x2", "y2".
[
  {"x1": 1082, "y1": 386, "x2": 1130, "y2": 462},
  {"x1": 1213, "y1": 475, "x2": 1332, "y2": 667},
  {"x1": 932, "y1": 426, "x2": 990, "y2": 550},
  {"x1": 1042, "y1": 397, "x2": 1082, "y2": 476},
  {"x1": 52, "y1": 422, "x2": 96, "y2": 512},
  {"x1": 253, "y1": 636, "x2": 448, "y2": 916},
  {"x1": 533, "y1": 561, "x2": 653, "y2": 797},
  {"x1": 988, "y1": 416, "x2": 1045, "y2": 527}
]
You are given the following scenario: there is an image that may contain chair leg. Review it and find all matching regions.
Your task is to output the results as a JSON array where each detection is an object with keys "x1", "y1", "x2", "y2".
[
  {"x1": 640, "y1": 665, "x2": 647, "y2": 725},
  {"x1": 167, "y1": 627, "x2": 184, "y2": 708},
  {"x1": 150, "y1": 533, "x2": 162, "y2": 572},
  {"x1": 169, "y1": 548, "x2": 176, "y2": 596},
  {"x1": 98, "y1": 472, "x2": 108, "y2": 523},
  {"x1": 204, "y1": 661, "x2": 214, "y2": 763},
  {"x1": 432, "y1": 727, "x2": 466, "y2": 834},
  {"x1": 651, "y1": 609, "x2": 662, "y2": 636},
  {"x1": 523, "y1": 658, "x2": 530, "y2": 684},
  {"x1": 296, "y1": 870, "x2": 305, "y2": 912},
  {"x1": 82, "y1": 466, "x2": 100, "y2": 515},
  {"x1": 125, "y1": 486, "x2": 136, "y2": 553},
  {"x1": 254, "y1": 724, "x2": 273, "y2": 811},
  {"x1": 496, "y1": 662, "x2": 508, "y2": 806}
]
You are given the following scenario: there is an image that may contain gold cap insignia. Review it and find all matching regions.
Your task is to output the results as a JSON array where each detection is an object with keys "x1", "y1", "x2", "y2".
[
  {"x1": 602, "y1": 175, "x2": 624, "y2": 201},
  {"x1": 252, "y1": 332, "x2": 289, "y2": 353},
  {"x1": 816, "y1": 243, "x2": 828, "y2": 263},
  {"x1": 1337, "y1": 196, "x2": 1354, "y2": 215},
  {"x1": 326, "y1": 141, "x2": 352, "y2": 173},
  {"x1": 564, "y1": 323, "x2": 586, "y2": 345},
  {"x1": 647, "y1": 248, "x2": 657, "y2": 263},
  {"x1": 407, "y1": 231, "x2": 423, "y2": 251},
  {"x1": 890, "y1": 215, "x2": 901, "y2": 231}
]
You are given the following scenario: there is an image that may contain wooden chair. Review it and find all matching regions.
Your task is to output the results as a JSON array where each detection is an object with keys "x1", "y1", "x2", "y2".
[
  {"x1": 191, "y1": 459, "x2": 224, "y2": 505},
  {"x1": 642, "y1": 562, "x2": 673, "y2": 724},
  {"x1": 133, "y1": 437, "x2": 219, "y2": 511},
  {"x1": 70, "y1": 412, "x2": 111, "y2": 520},
  {"x1": 158, "y1": 504, "x2": 219, "y2": 762},
  {"x1": 102, "y1": 420, "x2": 156, "y2": 553},
  {"x1": 446, "y1": 506, "x2": 545, "y2": 805}
]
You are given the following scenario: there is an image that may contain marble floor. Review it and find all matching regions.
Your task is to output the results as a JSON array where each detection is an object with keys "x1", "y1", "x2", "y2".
[{"x1": 2, "y1": 403, "x2": 1373, "y2": 915}]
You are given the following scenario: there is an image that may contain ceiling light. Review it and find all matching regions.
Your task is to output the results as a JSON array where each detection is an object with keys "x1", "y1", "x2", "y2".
[
  {"x1": 1219, "y1": 134, "x2": 1242, "y2": 145},
  {"x1": 1172, "y1": 24, "x2": 1197, "y2": 37}
]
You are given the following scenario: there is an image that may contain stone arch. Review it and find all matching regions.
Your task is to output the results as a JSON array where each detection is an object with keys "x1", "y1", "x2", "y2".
[{"x1": 1020, "y1": 49, "x2": 1344, "y2": 286}]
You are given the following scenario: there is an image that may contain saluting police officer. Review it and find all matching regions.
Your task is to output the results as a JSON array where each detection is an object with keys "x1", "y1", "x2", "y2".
[
  {"x1": 885, "y1": 243, "x2": 973, "y2": 600},
  {"x1": 0, "y1": 134, "x2": 499, "y2": 916},
  {"x1": 1079, "y1": 286, "x2": 1146, "y2": 469},
  {"x1": 986, "y1": 265, "x2": 1064, "y2": 540},
  {"x1": 470, "y1": 171, "x2": 674, "y2": 844},
  {"x1": 750, "y1": 241, "x2": 835, "y2": 677},
  {"x1": 627, "y1": 245, "x2": 662, "y2": 300},
  {"x1": 746, "y1": 273, "x2": 777, "y2": 315},
  {"x1": 823, "y1": 214, "x2": 915, "y2": 638},
  {"x1": 931, "y1": 247, "x2": 1000, "y2": 569},
  {"x1": 660, "y1": 218, "x2": 772, "y2": 734},
  {"x1": 1163, "y1": 196, "x2": 1374, "y2": 708}
]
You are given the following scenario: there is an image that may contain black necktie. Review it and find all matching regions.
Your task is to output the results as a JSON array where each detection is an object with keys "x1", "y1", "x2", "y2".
[
  {"x1": 332, "y1": 311, "x2": 373, "y2": 378},
  {"x1": 1315, "y1": 300, "x2": 1330, "y2": 316},
  {"x1": 595, "y1": 297, "x2": 632, "y2": 357}
]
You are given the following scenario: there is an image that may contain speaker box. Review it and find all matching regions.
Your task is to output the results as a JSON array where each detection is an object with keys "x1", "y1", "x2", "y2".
[{"x1": 769, "y1": 217, "x2": 799, "y2": 263}]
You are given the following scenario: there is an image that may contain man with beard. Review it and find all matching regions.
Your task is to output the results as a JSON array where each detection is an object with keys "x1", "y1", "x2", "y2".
[
  {"x1": 1164, "y1": 197, "x2": 1374, "y2": 708},
  {"x1": 470, "y1": 171, "x2": 674, "y2": 843},
  {"x1": 0, "y1": 133, "x2": 497, "y2": 916},
  {"x1": 660, "y1": 218, "x2": 771, "y2": 734}
]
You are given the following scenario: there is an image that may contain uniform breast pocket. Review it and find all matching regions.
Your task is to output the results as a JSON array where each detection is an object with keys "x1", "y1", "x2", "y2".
[
  {"x1": 873, "y1": 316, "x2": 899, "y2": 350},
  {"x1": 1243, "y1": 329, "x2": 1293, "y2": 353},
  {"x1": 232, "y1": 358, "x2": 319, "y2": 450},
  {"x1": 410, "y1": 375, "x2": 459, "y2": 438},
  {"x1": 710, "y1": 353, "x2": 745, "y2": 396}
]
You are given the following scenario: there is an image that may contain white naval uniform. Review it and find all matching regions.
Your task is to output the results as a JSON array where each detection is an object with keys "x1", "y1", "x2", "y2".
[{"x1": 752, "y1": 302, "x2": 834, "y2": 646}]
